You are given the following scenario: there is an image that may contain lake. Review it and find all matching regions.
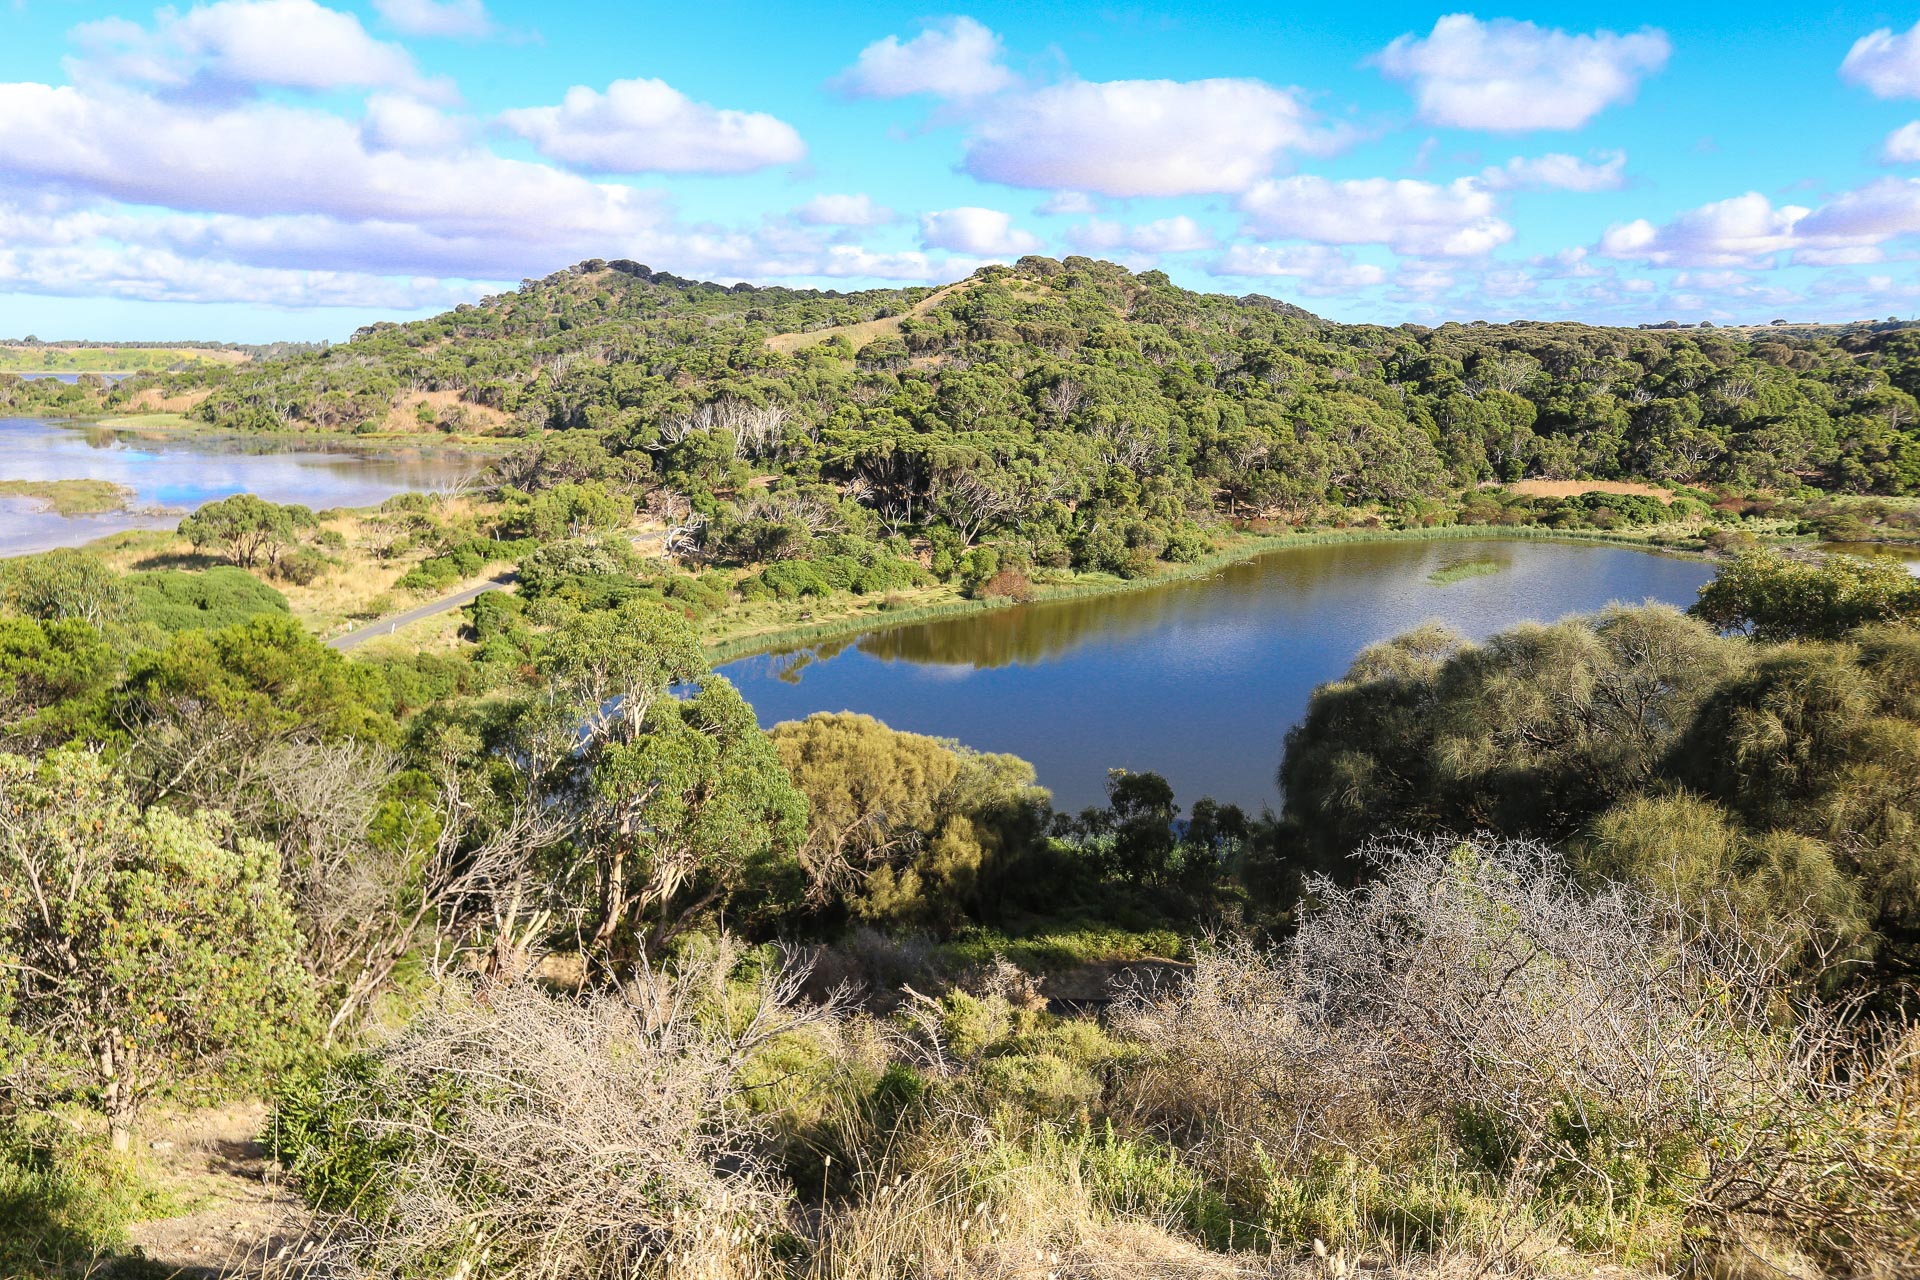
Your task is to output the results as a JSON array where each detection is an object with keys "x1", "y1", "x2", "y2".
[
  {"x1": 0, "y1": 417, "x2": 484, "y2": 556},
  {"x1": 719, "y1": 538, "x2": 1718, "y2": 813},
  {"x1": 12, "y1": 373, "x2": 134, "y2": 384},
  {"x1": 1825, "y1": 542, "x2": 1920, "y2": 575}
]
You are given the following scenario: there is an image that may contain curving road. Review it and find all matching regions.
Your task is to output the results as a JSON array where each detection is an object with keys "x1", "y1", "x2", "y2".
[{"x1": 326, "y1": 572, "x2": 516, "y2": 651}]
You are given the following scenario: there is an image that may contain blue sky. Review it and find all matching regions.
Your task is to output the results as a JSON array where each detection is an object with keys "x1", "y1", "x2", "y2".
[{"x1": 4, "y1": 1, "x2": 1920, "y2": 340}]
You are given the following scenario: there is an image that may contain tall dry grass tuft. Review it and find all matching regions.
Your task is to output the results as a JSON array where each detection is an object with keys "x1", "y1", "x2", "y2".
[
  {"x1": 292, "y1": 942, "x2": 835, "y2": 1280},
  {"x1": 1114, "y1": 833, "x2": 1920, "y2": 1272}
]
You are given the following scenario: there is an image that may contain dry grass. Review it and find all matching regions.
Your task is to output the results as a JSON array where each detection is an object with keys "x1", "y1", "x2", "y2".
[
  {"x1": 379, "y1": 389, "x2": 515, "y2": 435},
  {"x1": 298, "y1": 947, "x2": 838, "y2": 1280},
  {"x1": 125, "y1": 386, "x2": 214, "y2": 414},
  {"x1": 1502, "y1": 479, "x2": 1676, "y2": 504},
  {"x1": 766, "y1": 283, "x2": 965, "y2": 355}
]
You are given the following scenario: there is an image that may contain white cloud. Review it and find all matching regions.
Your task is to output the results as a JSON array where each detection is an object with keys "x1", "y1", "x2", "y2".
[
  {"x1": 1374, "y1": 15, "x2": 1670, "y2": 131},
  {"x1": 1036, "y1": 191, "x2": 1100, "y2": 216},
  {"x1": 1843, "y1": 23, "x2": 1920, "y2": 98},
  {"x1": 1884, "y1": 122, "x2": 1920, "y2": 163},
  {"x1": 0, "y1": 231, "x2": 486, "y2": 309},
  {"x1": 499, "y1": 78, "x2": 805, "y2": 175},
  {"x1": 373, "y1": 0, "x2": 493, "y2": 38},
  {"x1": 362, "y1": 93, "x2": 469, "y2": 155},
  {"x1": 73, "y1": 0, "x2": 434, "y2": 97},
  {"x1": 794, "y1": 193, "x2": 895, "y2": 227},
  {"x1": 964, "y1": 78, "x2": 1325, "y2": 197},
  {"x1": 1069, "y1": 216, "x2": 1216, "y2": 255},
  {"x1": 1597, "y1": 184, "x2": 1920, "y2": 268},
  {"x1": 1238, "y1": 175, "x2": 1513, "y2": 257},
  {"x1": 1600, "y1": 194, "x2": 1806, "y2": 266},
  {"x1": 919, "y1": 207, "x2": 1042, "y2": 256},
  {"x1": 0, "y1": 83, "x2": 664, "y2": 248},
  {"x1": 1480, "y1": 150, "x2": 1627, "y2": 192},
  {"x1": 833, "y1": 16, "x2": 1013, "y2": 99},
  {"x1": 1208, "y1": 244, "x2": 1387, "y2": 292}
]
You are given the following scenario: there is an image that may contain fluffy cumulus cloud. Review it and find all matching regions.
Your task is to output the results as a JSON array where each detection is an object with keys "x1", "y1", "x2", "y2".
[
  {"x1": 361, "y1": 93, "x2": 469, "y2": 155},
  {"x1": 832, "y1": 16, "x2": 1014, "y2": 99},
  {"x1": 794, "y1": 194, "x2": 895, "y2": 227},
  {"x1": 1843, "y1": 22, "x2": 1920, "y2": 98},
  {"x1": 74, "y1": 0, "x2": 436, "y2": 96},
  {"x1": 964, "y1": 78, "x2": 1326, "y2": 197},
  {"x1": 1883, "y1": 122, "x2": 1920, "y2": 164},
  {"x1": 1479, "y1": 151, "x2": 1627, "y2": 192},
  {"x1": 498, "y1": 78, "x2": 806, "y2": 175},
  {"x1": 1208, "y1": 244, "x2": 1388, "y2": 292},
  {"x1": 0, "y1": 0, "x2": 986, "y2": 313},
  {"x1": 372, "y1": 0, "x2": 493, "y2": 39},
  {"x1": 1068, "y1": 216, "x2": 1217, "y2": 255},
  {"x1": 1374, "y1": 15, "x2": 1670, "y2": 131},
  {"x1": 1597, "y1": 183, "x2": 1920, "y2": 268},
  {"x1": 919, "y1": 207, "x2": 1042, "y2": 256},
  {"x1": 1237, "y1": 175, "x2": 1513, "y2": 257},
  {"x1": 1600, "y1": 194, "x2": 1808, "y2": 267}
]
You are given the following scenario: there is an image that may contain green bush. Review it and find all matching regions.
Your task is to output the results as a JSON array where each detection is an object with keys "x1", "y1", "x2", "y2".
[{"x1": 122, "y1": 566, "x2": 290, "y2": 633}]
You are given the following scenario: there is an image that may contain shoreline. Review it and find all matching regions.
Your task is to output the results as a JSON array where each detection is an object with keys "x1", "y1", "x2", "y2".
[
  {"x1": 703, "y1": 525, "x2": 1716, "y2": 665},
  {"x1": 5, "y1": 410, "x2": 520, "y2": 455}
]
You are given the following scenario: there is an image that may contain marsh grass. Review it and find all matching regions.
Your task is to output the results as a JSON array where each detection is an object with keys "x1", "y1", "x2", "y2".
[
  {"x1": 0, "y1": 478, "x2": 136, "y2": 516},
  {"x1": 1424, "y1": 559, "x2": 1505, "y2": 586}
]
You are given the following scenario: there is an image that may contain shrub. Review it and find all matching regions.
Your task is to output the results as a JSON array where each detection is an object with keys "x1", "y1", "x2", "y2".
[
  {"x1": 1115, "y1": 833, "x2": 1920, "y2": 1267},
  {"x1": 284, "y1": 949, "x2": 833, "y2": 1280},
  {"x1": 122, "y1": 566, "x2": 290, "y2": 633}
]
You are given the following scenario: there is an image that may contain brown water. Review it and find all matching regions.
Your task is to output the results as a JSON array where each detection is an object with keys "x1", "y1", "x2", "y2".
[
  {"x1": 721, "y1": 538, "x2": 1717, "y2": 813},
  {"x1": 1823, "y1": 542, "x2": 1920, "y2": 575},
  {"x1": 0, "y1": 417, "x2": 484, "y2": 556}
]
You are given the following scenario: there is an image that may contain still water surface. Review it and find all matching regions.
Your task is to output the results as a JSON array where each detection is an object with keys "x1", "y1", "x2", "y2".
[
  {"x1": 0, "y1": 417, "x2": 480, "y2": 555},
  {"x1": 1824, "y1": 542, "x2": 1920, "y2": 575},
  {"x1": 720, "y1": 539, "x2": 1717, "y2": 813}
]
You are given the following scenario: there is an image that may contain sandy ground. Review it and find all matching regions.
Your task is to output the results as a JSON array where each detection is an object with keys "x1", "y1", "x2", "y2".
[{"x1": 124, "y1": 1102, "x2": 315, "y2": 1277}]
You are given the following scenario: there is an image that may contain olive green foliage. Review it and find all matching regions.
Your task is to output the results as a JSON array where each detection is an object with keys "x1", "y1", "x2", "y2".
[
  {"x1": 0, "y1": 750, "x2": 314, "y2": 1150},
  {"x1": 769, "y1": 711, "x2": 1049, "y2": 929},
  {"x1": 177, "y1": 492, "x2": 318, "y2": 570},
  {"x1": 52, "y1": 259, "x2": 1912, "y2": 592},
  {"x1": 529, "y1": 601, "x2": 809, "y2": 959},
  {"x1": 0, "y1": 1113, "x2": 172, "y2": 1272},
  {"x1": 0, "y1": 549, "x2": 130, "y2": 629},
  {"x1": 1692, "y1": 547, "x2": 1920, "y2": 639},
  {"x1": 121, "y1": 565, "x2": 291, "y2": 632},
  {"x1": 1283, "y1": 585, "x2": 1920, "y2": 976}
]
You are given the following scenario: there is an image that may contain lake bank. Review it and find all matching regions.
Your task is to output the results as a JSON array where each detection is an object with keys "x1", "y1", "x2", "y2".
[
  {"x1": 703, "y1": 524, "x2": 1715, "y2": 664},
  {"x1": 718, "y1": 536, "x2": 1721, "y2": 812},
  {"x1": 0, "y1": 416, "x2": 491, "y2": 557}
]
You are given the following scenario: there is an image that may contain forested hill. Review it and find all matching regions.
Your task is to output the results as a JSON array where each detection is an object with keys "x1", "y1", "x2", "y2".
[{"x1": 15, "y1": 255, "x2": 1920, "y2": 512}]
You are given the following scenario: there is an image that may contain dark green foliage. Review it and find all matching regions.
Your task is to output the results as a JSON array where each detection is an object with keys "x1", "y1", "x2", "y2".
[
  {"x1": 121, "y1": 566, "x2": 290, "y2": 633},
  {"x1": 62, "y1": 258, "x2": 1920, "y2": 583},
  {"x1": 1281, "y1": 584, "x2": 1920, "y2": 978},
  {"x1": 269, "y1": 1054, "x2": 436, "y2": 1216}
]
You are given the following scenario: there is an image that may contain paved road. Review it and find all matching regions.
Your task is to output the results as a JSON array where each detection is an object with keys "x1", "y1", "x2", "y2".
[{"x1": 327, "y1": 572, "x2": 516, "y2": 651}]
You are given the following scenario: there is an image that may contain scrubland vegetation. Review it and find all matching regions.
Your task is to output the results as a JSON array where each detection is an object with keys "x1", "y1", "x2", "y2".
[{"x1": 4, "y1": 257, "x2": 1920, "y2": 1278}]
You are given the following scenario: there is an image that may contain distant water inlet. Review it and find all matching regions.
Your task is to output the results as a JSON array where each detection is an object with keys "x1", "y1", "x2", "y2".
[
  {"x1": 720, "y1": 539, "x2": 1718, "y2": 813},
  {"x1": 0, "y1": 417, "x2": 484, "y2": 556}
]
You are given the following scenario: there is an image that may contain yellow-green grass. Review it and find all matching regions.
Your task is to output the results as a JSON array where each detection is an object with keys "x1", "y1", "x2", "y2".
[
  {"x1": 1425, "y1": 557, "x2": 1506, "y2": 585},
  {"x1": 0, "y1": 478, "x2": 137, "y2": 515},
  {"x1": 0, "y1": 346, "x2": 243, "y2": 374}
]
